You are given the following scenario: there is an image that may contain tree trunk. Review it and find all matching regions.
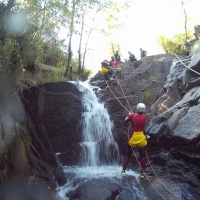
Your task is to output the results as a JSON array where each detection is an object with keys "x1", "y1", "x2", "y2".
[
  {"x1": 81, "y1": 5, "x2": 107, "y2": 75},
  {"x1": 78, "y1": 12, "x2": 85, "y2": 74},
  {"x1": 181, "y1": 1, "x2": 188, "y2": 43},
  {"x1": 64, "y1": 0, "x2": 75, "y2": 77}
]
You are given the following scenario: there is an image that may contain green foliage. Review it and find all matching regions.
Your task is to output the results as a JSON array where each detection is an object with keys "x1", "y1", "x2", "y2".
[
  {"x1": 0, "y1": 36, "x2": 21, "y2": 75},
  {"x1": 149, "y1": 75, "x2": 156, "y2": 82},
  {"x1": 158, "y1": 32, "x2": 192, "y2": 55},
  {"x1": 1, "y1": 0, "x2": 129, "y2": 83},
  {"x1": 144, "y1": 89, "x2": 153, "y2": 103},
  {"x1": 81, "y1": 69, "x2": 93, "y2": 81},
  {"x1": 41, "y1": 66, "x2": 66, "y2": 84},
  {"x1": 41, "y1": 65, "x2": 92, "y2": 84},
  {"x1": 110, "y1": 42, "x2": 120, "y2": 55}
]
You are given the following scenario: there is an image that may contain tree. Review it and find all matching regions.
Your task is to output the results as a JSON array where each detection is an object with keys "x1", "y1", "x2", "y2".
[
  {"x1": 64, "y1": 0, "x2": 76, "y2": 77},
  {"x1": 78, "y1": 1, "x2": 111, "y2": 76},
  {"x1": 158, "y1": 32, "x2": 192, "y2": 55},
  {"x1": 101, "y1": 1, "x2": 133, "y2": 55},
  {"x1": 63, "y1": 0, "x2": 113, "y2": 78},
  {"x1": 180, "y1": 0, "x2": 190, "y2": 45},
  {"x1": 76, "y1": 0, "x2": 133, "y2": 78}
]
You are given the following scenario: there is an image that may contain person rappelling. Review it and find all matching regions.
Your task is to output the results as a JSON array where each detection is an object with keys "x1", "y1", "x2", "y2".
[{"x1": 121, "y1": 103, "x2": 148, "y2": 179}]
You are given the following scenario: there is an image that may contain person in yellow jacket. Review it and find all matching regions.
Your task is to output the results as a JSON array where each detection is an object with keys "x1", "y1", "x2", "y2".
[{"x1": 101, "y1": 60, "x2": 115, "y2": 80}]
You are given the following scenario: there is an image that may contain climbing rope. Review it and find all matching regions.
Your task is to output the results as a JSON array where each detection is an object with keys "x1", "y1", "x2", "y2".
[
  {"x1": 119, "y1": 64, "x2": 141, "y2": 82},
  {"x1": 145, "y1": 151, "x2": 180, "y2": 200},
  {"x1": 114, "y1": 74, "x2": 132, "y2": 112},
  {"x1": 127, "y1": 124, "x2": 167, "y2": 200},
  {"x1": 104, "y1": 78, "x2": 130, "y2": 112},
  {"x1": 174, "y1": 54, "x2": 200, "y2": 76}
]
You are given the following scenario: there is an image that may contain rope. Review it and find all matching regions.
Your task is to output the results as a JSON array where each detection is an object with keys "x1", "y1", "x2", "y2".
[
  {"x1": 126, "y1": 124, "x2": 167, "y2": 200},
  {"x1": 104, "y1": 78, "x2": 130, "y2": 112},
  {"x1": 119, "y1": 65, "x2": 141, "y2": 82},
  {"x1": 114, "y1": 74, "x2": 132, "y2": 112},
  {"x1": 174, "y1": 54, "x2": 200, "y2": 76},
  {"x1": 132, "y1": 149, "x2": 167, "y2": 200},
  {"x1": 145, "y1": 151, "x2": 180, "y2": 200}
]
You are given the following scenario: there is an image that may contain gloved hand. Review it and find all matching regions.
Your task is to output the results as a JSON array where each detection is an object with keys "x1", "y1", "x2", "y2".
[{"x1": 146, "y1": 135, "x2": 150, "y2": 139}]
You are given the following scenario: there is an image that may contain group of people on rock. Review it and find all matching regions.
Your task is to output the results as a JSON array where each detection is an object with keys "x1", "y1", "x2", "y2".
[
  {"x1": 128, "y1": 48, "x2": 147, "y2": 63},
  {"x1": 101, "y1": 48, "x2": 147, "y2": 80}
]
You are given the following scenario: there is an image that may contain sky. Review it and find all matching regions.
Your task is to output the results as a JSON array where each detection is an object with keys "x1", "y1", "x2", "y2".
[{"x1": 58, "y1": 0, "x2": 200, "y2": 73}]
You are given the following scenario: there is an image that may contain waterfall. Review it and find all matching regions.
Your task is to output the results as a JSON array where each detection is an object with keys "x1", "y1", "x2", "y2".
[
  {"x1": 77, "y1": 81, "x2": 119, "y2": 166},
  {"x1": 56, "y1": 82, "x2": 145, "y2": 200}
]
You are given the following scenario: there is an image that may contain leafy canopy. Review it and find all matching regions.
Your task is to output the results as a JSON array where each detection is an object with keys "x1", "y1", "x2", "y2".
[{"x1": 158, "y1": 31, "x2": 192, "y2": 55}]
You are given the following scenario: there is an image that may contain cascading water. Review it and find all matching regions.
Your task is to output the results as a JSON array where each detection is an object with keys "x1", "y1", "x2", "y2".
[
  {"x1": 78, "y1": 81, "x2": 119, "y2": 166},
  {"x1": 56, "y1": 81, "x2": 146, "y2": 200}
]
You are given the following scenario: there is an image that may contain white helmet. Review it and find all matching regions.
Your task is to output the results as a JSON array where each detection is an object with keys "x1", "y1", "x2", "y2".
[{"x1": 137, "y1": 103, "x2": 146, "y2": 113}]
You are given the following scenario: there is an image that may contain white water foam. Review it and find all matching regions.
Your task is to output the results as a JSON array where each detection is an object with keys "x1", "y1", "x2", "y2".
[
  {"x1": 56, "y1": 166, "x2": 140, "y2": 200},
  {"x1": 77, "y1": 81, "x2": 119, "y2": 166}
]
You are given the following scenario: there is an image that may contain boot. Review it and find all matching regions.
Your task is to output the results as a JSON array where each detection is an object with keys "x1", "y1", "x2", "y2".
[{"x1": 122, "y1": 156, "x2": 130, "y2": 172}]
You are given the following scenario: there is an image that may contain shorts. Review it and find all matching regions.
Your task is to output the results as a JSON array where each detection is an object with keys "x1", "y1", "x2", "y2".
[{"x1": 128, "y1": 131, "x2": 147, "y2": 148}]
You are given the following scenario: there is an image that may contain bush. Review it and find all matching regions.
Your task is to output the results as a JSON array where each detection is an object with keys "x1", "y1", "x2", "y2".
[
  {"x1": 158, "y1": 32, "x2": 192, "y2": 55},
  {"x1": 144, "y1": 89, "x2": 153, "y2": 103},
  {"x1": 41, "y1": 66, "x2": 67, "y2": 84}
]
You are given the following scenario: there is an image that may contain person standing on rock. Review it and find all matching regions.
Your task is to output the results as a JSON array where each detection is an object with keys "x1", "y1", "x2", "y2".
[
  {"x1": 114, "y1": 50, "x2": 121, "y2": 63},
  {"x1": 121, "y1": 103, "x2": 147, "y2": 179},
  {"x1": 140, "y1": 48, "x2": 147, "y2": 59}
]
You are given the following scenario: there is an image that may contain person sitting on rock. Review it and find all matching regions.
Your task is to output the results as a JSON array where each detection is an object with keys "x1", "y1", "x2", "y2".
[
  {"x1": 121, "y1": 103, "x2": 148, "y2": 179},
  {"x1": 109, "y1": 56, "x2": 117, "y2": 69},
  {"x1": 128, "y1": 51, "x2": 137, "y2": 62},
  {"x1": 101, "y1": 60, "x2": 115, "y2": 80}
]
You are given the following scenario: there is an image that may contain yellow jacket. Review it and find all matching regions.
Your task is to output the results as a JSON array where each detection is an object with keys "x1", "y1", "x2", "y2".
[{"x1": 101, "y1": 67, "x2": 109, "y2": 76}]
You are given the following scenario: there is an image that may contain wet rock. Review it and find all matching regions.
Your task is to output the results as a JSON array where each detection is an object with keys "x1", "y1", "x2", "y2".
[
  {"x1": 54, "y1": 166, "x2": 67, "y2": 186},
  {"x1": 67, "y1": 176, "x2": 146, "y2": 200},
  {"x1": 172, "y1": 103, "x2": 200, "y2": 143},
  {"x1": 22, "y1": 82, "x2": 85, "y2": 166}
]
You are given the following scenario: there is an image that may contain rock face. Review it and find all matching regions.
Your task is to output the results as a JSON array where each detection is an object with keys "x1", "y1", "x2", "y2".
[
  {"x1": 194, "y1": 25, "x2": 200, "y2": 39},
  {"x1": 90, "y1": 54, "x2": 176, "y2": 151},
  {"x1": 0, "y1": 78, "x2": 56, "y2": 199},
  {"x1": 22, "y1": 82, "x2": 85, "y2": 166}
]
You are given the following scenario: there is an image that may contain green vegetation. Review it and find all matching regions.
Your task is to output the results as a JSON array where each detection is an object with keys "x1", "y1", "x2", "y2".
[
  {"x1": 144, "y1": 89, "x2": 153, "y2": 103},
  {"x1": 158, "y1": 32, "x2": 193, "y2": 55},
  {"x1": 0, "y1": 0, "x2": 131, "y2": 85},
  {"x1": 149, "y1": 75, "x2": 156, "y2": 82},
  {"x1": 41, "y1": 62, "x2": 93, "y2": 84}
]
